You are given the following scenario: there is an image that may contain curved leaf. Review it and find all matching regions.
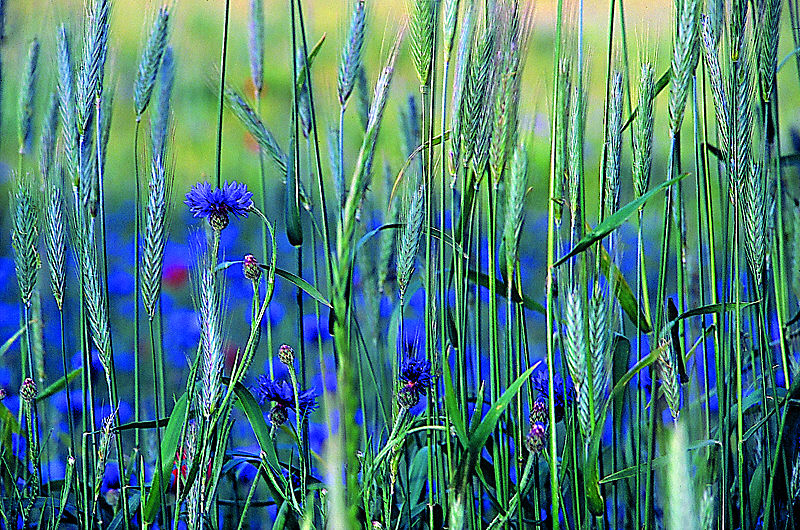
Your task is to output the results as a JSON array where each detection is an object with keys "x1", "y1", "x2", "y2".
[
  {"x1": 455, "y1": 364, "x2": 538, "y2": 492},
  {"x1": 555, "y1": 173, "x2": 688, "y2": 267},
  {"x1": 143, "y1": 392, "x2": 188, "y2": 522}
]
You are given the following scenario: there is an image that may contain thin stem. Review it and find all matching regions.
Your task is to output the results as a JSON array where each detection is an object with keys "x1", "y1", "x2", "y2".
[{"x1": 215, "y1": 0, "x2": 232, "y2": 188}]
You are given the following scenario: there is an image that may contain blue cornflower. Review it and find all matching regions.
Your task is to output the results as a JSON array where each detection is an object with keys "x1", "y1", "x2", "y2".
[
  {"x1": 398, "y1": 357, "x2": 432, "y2": 410},
  {"x1": 254, "y1": 376, "x2": 318, "y2": 425},
  {"x1": 184, "y1": 181, "x2": 254, "y2": 230},
  {"x1": 532, "y1": 368, "x2": 572, "y2": 423}
]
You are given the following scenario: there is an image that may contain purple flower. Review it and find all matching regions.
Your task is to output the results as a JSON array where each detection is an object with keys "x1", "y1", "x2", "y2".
[
  {"x1": 398, "y1": 357, "x2": 432, "y2": 410},
  {"x1": 531, "y1": 368, "x2": 572, "y2": 423},
  {"x1": 400, "y1": 357, "x2": 432, "y2": 394},
  {"x1": 253, "y1": 377, "x2": 318, "y2": 421},
  {"x1": 184, "y1": 181, "x2": 253, "y2": 229}
]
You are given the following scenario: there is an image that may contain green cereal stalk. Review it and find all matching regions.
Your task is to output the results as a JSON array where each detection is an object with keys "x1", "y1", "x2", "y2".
[
  {"x1": 632, "y1": 63, "x2": 654, "y2": 201},
  {"x1": 565, "y1": 285, "x2": 590, "y2": 438},
  {"x1": 409, "y1": 0, "x2": 436, "y2": 87},
  {"x1": 142, "y1": 157, "x2": 171, "y2": 319},
  {"x1": 589, "y1": 283, "x2": 611, "y2": 424},
  {"x1": 397, "y1": 183, "x2": 426, "y2": 304}
]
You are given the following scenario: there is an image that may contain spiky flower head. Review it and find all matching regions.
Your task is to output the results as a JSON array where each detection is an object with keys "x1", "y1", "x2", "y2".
[
  {"x1": 398, "y1": 357, "x2": 432, "y2": 411},
  {"x1": 525, "y1": 422, "x2": 547, "y2": 455},
  {"x1": 243, "y1": 254, "x2": 261, "y2": 281},
  {"x1": 20, "y1": 377, "x2": 37, "y2": 403},
  {"x1": 185, "y1": 181, "x2": 253, "y2": 231},
  {"x1": 278, "y1": 344, "x2": 295, "y2": 366},
  {"x1": 254, "y1": 377, "x2": 318, "y2": 420}
]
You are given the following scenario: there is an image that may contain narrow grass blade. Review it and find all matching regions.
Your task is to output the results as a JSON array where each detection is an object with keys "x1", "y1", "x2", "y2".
[
  {"x1": 554, "y1": 173, "x2": 688, "y2": 267},
  {"x1": 34, "y1": 367, "x2": 82, "y2": 402},
  {"x1": 142, "y1": 391, "x2": 188, "y2": 523}
]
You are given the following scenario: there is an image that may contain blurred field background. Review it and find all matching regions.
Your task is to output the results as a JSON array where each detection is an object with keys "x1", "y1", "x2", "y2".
[
  {"x1": 0, "y1": 0, "x2": 797, "y2": 224},
  {"x1": 0, "y1": 0, "x2": 709, "y2": 201}
]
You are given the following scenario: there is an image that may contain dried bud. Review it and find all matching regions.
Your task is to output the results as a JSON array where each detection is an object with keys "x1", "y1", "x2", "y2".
[
  {"x1": 20, "y1": 377, "x2": 37, "y2": 403},
  {"x1": 525, "y1": 422, "x2": 547, "y2": 455},
  {"x1": 269, "y1": 405, "x2": 288, "y2": 426},
  {"x1": 243, "y1": 254, "x2": 261, "y2": 281},
  {"x1": 278, "y1": 344, "x2": 295, "y2": 366},
  {"x1": 530, "y1": 399, "x2": 547, "y2": 425},
  {"x1": 397, "y1": 386, "x2": 419, "y2": 409},
  {"x1": 208, "y1": 211, "x2": 229, "y2": 231}
]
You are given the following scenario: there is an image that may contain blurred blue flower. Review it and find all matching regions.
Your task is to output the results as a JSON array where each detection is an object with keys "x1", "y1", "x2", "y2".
[{"x1": 303, "y1": 313, "x2": 332, "y2": 344}]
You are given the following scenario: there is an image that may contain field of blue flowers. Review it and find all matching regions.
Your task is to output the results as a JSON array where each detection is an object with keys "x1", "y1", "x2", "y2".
[{"x1": 2, "y1": 0, "x2": 800, "y2": 528}]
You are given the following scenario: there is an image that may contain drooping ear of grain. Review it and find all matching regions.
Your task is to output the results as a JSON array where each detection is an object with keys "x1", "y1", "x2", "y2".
[
  {"x1": 604, "y1": 71, "x2": 623, "y2": 218},
  {"x1": 151, "y1": 46, "x2": 175, "y2": 161},
  {"x1": 757, "y1": 0, "x2": 781, "y2": 100},
  {"x1": 248, "y1": 0, "x2": 265, "y2": 95},
  {"x1": 701, "y1": 16, "x2": 730, "y2": 161},
  {"x1": 134, "y1": 6, "x2": 170, "y2": 117},
  {"x1": 503, "y1": 142, "x2": 527, "y2": 278},
  {"x1": 397, "y1": 182, "x2": 425, "y2": 302},
  {"x1": 668, "y1": 0, "x2": 700, "y2": 135},
  {"x1": 142, "y1": 158, "x2": 171, "y2": 319},
  {"x1": 565, "y1": 285, "x2": 589, "y2": 437},
  {"x1": 18, "y1": 38, "x2": 41, "y2": 156},
  {"x1": 225, "y1": 86, "x2": 287, "y2": 173},
  {"x1": 45, "y1": 181, "x2": 66, "y2": 311},
  {"x1": 10, "y1": 173, "x2": 41, "y2": 307},
  {"x1": 57, "y1": 25, "x2": 79, "y2": 183},
  {"x1": 338, "y1": 1, "x2": 366, "y2": 106},
  {"x1": 409, "y1": 0, "x2": 436, "y2": 87}
]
